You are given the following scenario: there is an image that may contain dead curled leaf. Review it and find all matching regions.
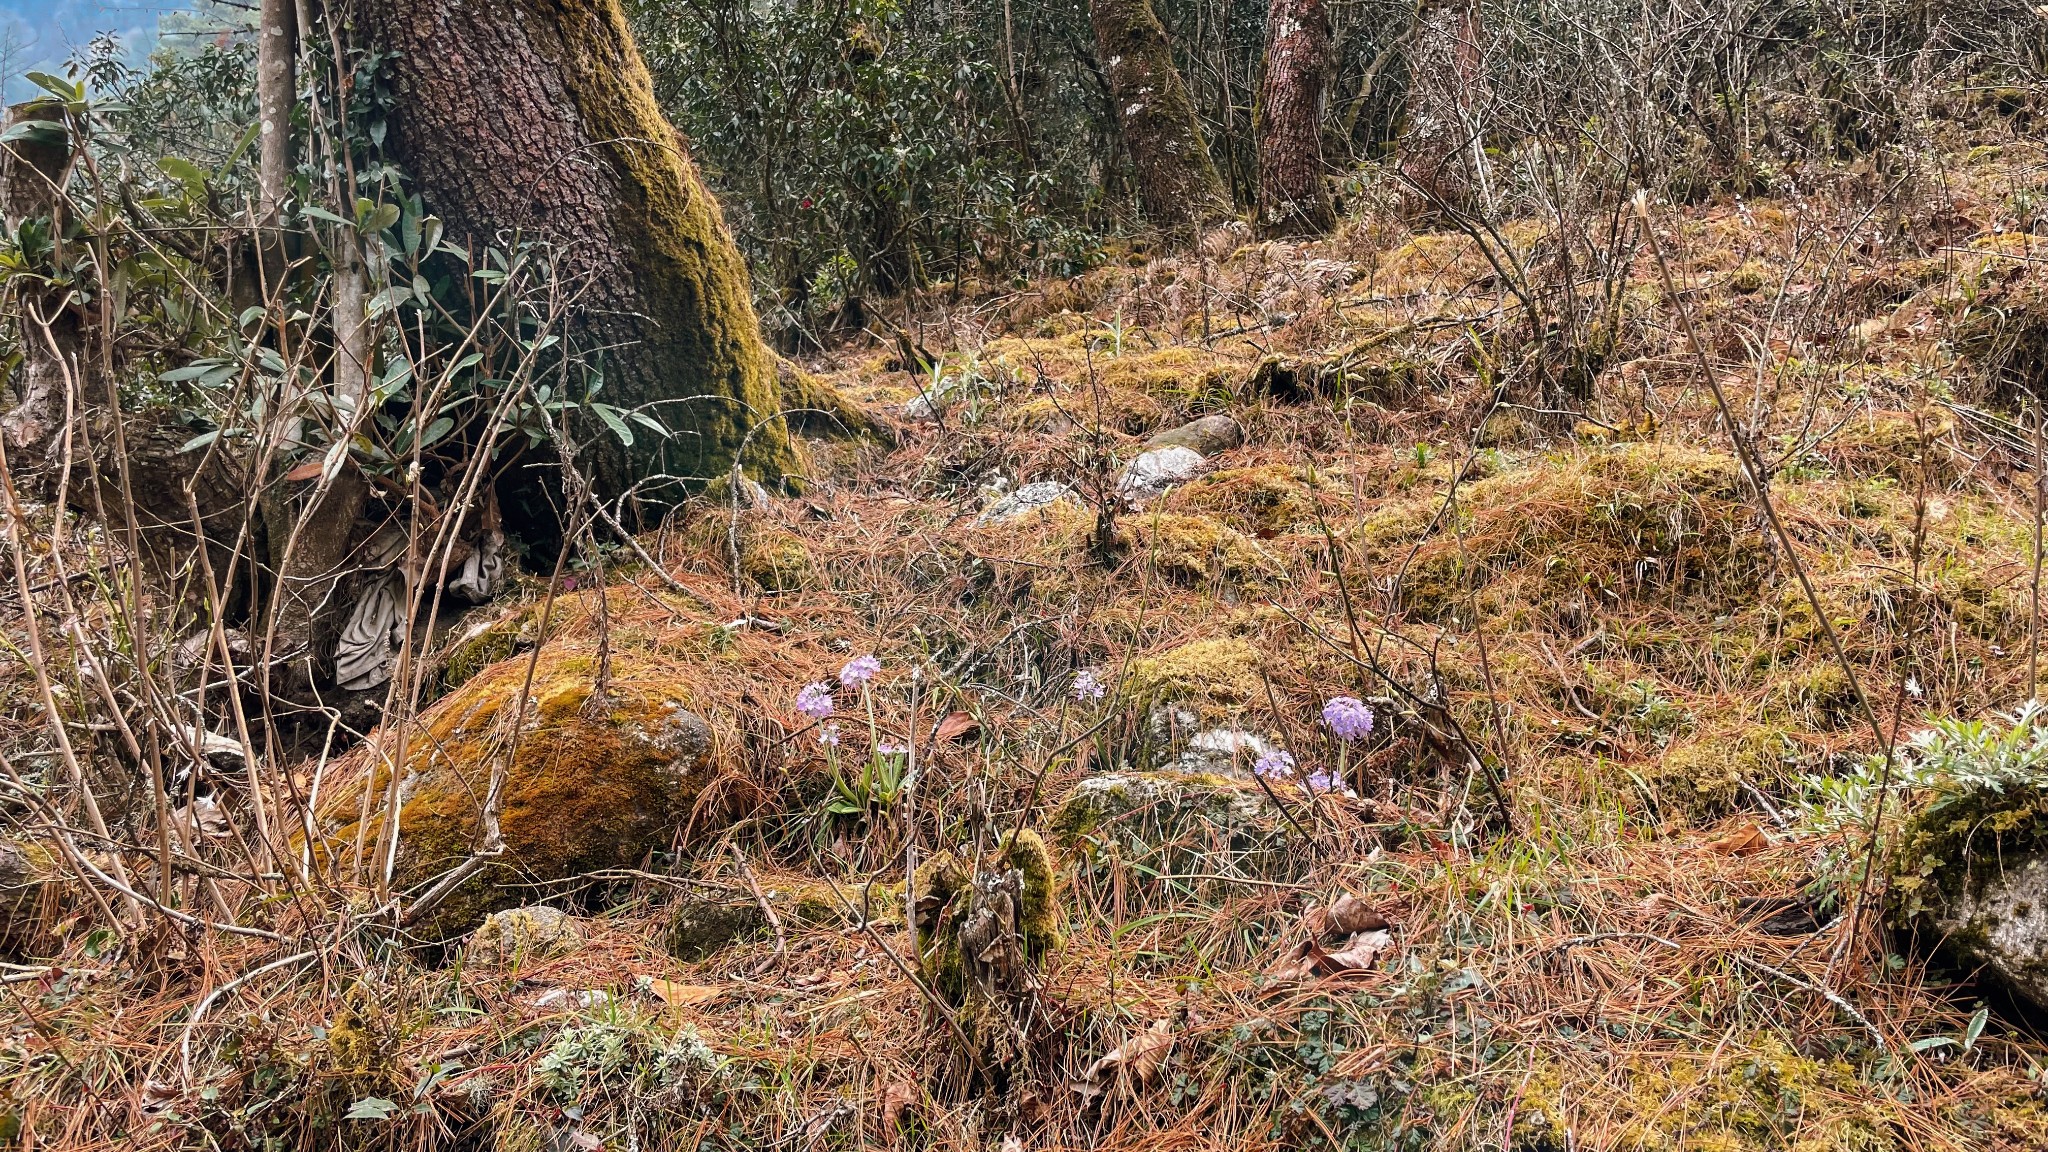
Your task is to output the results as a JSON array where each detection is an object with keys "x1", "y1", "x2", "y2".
[
  {"x1": 639, "y1": 977, "x2": 723, "y2": 1006},
  {"x1": 1073, "y1": 1018, "x2": 1174, "y2": 1104},
  {"x1": 1705, "y1": 821, "x2": 1771, "y2": 856},
  {"x1": 1268, "y1": 894, "x2": 1396, "y2": 981},
  {"x1": 1317, "y1": 929, "x2": 1393, "y2": 972},
  {"x1": 878, "y1": 1080, "x2": 919, "y2": 1140},
  {"x1": 1327, "y1": 893, "x2": 1388, "y2": 936},
  {"x1": 935, "y1": 711, "x2": 980, "y2": 743}
]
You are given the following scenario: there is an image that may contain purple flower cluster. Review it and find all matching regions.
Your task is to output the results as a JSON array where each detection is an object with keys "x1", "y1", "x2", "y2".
[
  {"x1": 1072, "y1": 669, "x2": 1106, "y2": 702},
  {"x1": 840, "y1": 655, "x2": 881, "y2": 688},
  {"x1": 817, "y1": 722, "x2": 842, "y2": 747},
  {"x1": 1253, "y1": 748, "x2": 1297, "y2": 780},
  {"x1": 1304, "y1": 769, "x2": 1341, "y2": 794},
  {"x1": 1322, "y1": 696, "x2": 1375, "y2": 742},
  {"x1": 795, "y1": 682, "x2": 835, "y2": 720}
]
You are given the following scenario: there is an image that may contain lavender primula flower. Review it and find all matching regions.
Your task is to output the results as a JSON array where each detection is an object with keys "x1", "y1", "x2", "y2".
[
  {"x1": 1253, "y1": 749, "x2": 1297, "y2": 780},
  {"x1": 840, "y1": 655, "x2": 881, "y2": 688},
  {"x1": 1322, "y1": 696, "x2": 1375, "y2": 742},
  {"x1": 795, "y1": 682, "x2": 835, "y2": 720},
  {"x1": 1304, "y1": 769, "x2": 1339, "y2": 794},
  {"x1": 1072, "y1": 669, "x2": 1106, "y2": 702},
  {"x1": 817, "y1": 722, "x2": 841, "y2": 747}
]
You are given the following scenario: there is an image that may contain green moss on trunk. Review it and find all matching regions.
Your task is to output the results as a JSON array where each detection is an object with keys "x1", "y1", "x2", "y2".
[
  {"x1": 357, "y1": 0, "x2": 807, "y2": 502},
  {"x1": 1091, "y1": 0, "x2": 1232, "y2": 236}
]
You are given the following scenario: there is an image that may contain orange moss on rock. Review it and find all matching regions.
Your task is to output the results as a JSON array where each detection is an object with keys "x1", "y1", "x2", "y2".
[{"x1": 314, "y1": 647, "x2": 717, "y2": 939}]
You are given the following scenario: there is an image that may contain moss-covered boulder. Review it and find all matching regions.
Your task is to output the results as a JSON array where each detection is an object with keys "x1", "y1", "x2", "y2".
[
  {"x1": 1648, "y1": 730, "x2": 1793, "y2": 822},
  {"x1": 1121, "y1": 512, "x2": 1281, "y2": 584},
  {"x1": 666, "y1": 874, "x2": 897, "y2": 960},
  {"x1": 467, "y1": 905, "x2": 583, "y2": 967},
  {"x1": 315, "y1": 648, "x2": 717, "y2": 939},
  {"x1": 1127, "y1": 637, "x2": 1264, "y2": 726},
  {"x1": 1146, "y1": 414, "x2": 1244, "y2": 456},
  {"x1": 738, "y1": 525, "x2": 814, "y2": 591},
  {"x1": 1890, "y1": 782, "x2": 2048, "y2": 1009}
]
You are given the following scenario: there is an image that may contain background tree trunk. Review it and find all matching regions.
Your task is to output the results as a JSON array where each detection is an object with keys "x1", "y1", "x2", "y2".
[
  {"x1": 1254, "y1": 0, "x2": 1334, "y2": 236},
  {"x1": 349, "y1": 0, "x2": 799, "y2": 505},
  {"x1": 256, "y1": 0, "x2": 295, "y2": 236},
  {"x1": 1398, "y1": 0, "x2": 1486, "y2": 215},
  {"x1": 0, "y1": 101, "x2": 77, "y2": 484},
  {"x1": 1090, "y1": 0, "x2": 1232, "y2": 237}
]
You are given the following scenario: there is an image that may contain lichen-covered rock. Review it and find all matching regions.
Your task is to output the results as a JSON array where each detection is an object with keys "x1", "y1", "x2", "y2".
[
  {"x1": 467, "y1": 905, "x2": 583, "y2": 967},
  {"x1": 979, "y1": 481, "x2": 1075, "y2": 524},
  {"x1": 1146, "y1": 414, "x2": 1244, "y2": 456},
  {"x1": 1891, "y1": 782, "x2": 2048, "y2": 1009},
  {"x1": 1051, "y1": 771, "x2": 1291, "y2": 894},
  {"x1": 315, "y1": 649, "x2": 717, "y2": 939},
  {"x1": 0, "y1": 837, "x2": 54, "y2": 952},
  {"x1": 1119, "y1": 446, "x2": 1206, "y2": 501}
]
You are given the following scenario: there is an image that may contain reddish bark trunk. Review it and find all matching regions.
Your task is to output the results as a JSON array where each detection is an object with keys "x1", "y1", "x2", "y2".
[
  {"x1": 1255, "y1": 0, "x2": 1335, "y2": 236},
  {"x1": 1398, "y1": 0, "x2": 1485, "y2": 215}
]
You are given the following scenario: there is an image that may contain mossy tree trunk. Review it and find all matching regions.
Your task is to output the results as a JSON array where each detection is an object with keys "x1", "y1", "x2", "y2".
[
  {"x1": 1090, "y1": 0, "x2": 1232, "y2": 237},
  {"x1": 1254, "y1": 0, "x2": 1335, "y2": 236},
  {"x1": 348, "y1": 0, "x2": 798, "y2": 505},
  {"x1": 1398, "y1": 0, "x2": 1486, "y2": 215}
]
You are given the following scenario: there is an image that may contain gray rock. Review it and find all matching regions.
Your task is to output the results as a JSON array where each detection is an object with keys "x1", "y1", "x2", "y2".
[
  {"x1": 1935, "y1": 853, "x2": 2048, "y2": 1009},
  {"x1": 467, "y1": 905, "x2": 583, "y2": 967},
  {"x1": 1146, "y1": 414, "x2": 1245, "y2": 456},
  {"x1": 1118, "y1": 446, "x2": 1206, "y2": 501},
  {"x1": 1174, "y1": 728, "x2": 1279, "y2": 777},
  {"x1": 978, "y1": 481, "x2": 1075, "y2": 524}
]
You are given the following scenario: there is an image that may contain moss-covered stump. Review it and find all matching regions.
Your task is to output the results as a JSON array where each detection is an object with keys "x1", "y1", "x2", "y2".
[
  {"x1": 1890, "y1": 782, "x2": 2048, "y2": 1009},
  {"x1": 1051, "y1": 771, "x2": 1292, "y2": 901},
  {"x1": 315, "y1": 649, "x2": 717, "y2": 939},
  {"x1": 912, "y1": 831, "x2": 1063, "y2": 1005}
]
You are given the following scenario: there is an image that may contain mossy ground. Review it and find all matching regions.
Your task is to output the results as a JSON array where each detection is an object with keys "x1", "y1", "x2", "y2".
[{"x1": 10, "y1": 134, "x2": 2048, "y2": 1151}]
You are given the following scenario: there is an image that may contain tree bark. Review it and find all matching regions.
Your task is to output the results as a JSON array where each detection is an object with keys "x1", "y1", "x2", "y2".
[
  {"x1": 1398, "y1": 0, "x2": 1486, "y2": 216},
  {"x1": 1254, "y1": 0, "x2": 1334, "y2": 236},
  {"x1": 1090, "y1": 0, "x2": 1232, "y2": 238},
  {"x1": 256, "y1": 0, "x2": 295, "y2": 234},
  {"x1": 348, "y1": 0, "x2": 799, "y2": 504}
]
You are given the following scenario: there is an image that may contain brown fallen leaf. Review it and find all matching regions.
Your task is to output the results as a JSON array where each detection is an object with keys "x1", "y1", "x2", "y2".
[
  {"x1": 1325, "y1": 894, "x2": 1388, "y2": 938},
  {"x1": 1705, "y1": 822, "x2": 1771, "y2": 856},
  {"x1": 935, "y1": 710, "x2": 980, "y2": 743},
  {"x1": 878, "y1": 1080, "x2": 919, "y2": 1141},
  {"x1": 641, "y1": 977, "x2": 723, "y2": 1006},
  {"x1": 1074, "y1": 1018, "x2": 1174, "y2": 1105},
  {"x1": 1266, "y1": 938, "x2": 1317, "y2": 982},
  {"x1": 1314, "y1": 929, "x2": 1393, "y2": 973},
  {"x1": 282, "y1": 459, "x2": 325, "y2": 482}
]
